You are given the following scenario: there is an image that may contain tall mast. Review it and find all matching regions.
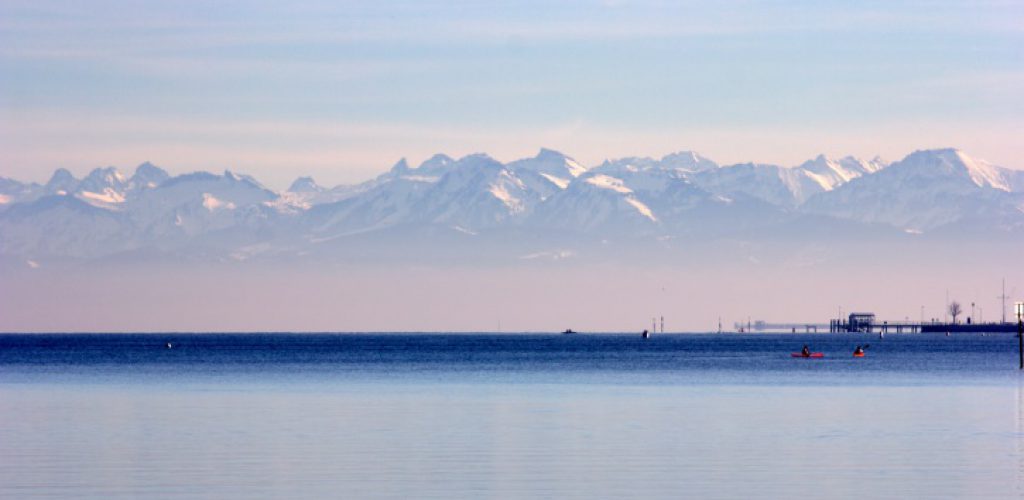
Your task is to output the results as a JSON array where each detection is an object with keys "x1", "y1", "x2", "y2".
[{"x1": 1000, "y1": 278, "x2": 1008, "y2": 323}]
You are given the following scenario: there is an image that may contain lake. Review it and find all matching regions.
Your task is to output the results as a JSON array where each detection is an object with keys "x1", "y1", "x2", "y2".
[{"x1": 1, "y1": 333, "x2": 1022, "y2": 498}]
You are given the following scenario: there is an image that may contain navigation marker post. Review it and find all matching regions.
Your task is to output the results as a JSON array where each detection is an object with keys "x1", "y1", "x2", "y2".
[{"x1": 1016, "y1": 302, "x2": 1023, "y2": 370}]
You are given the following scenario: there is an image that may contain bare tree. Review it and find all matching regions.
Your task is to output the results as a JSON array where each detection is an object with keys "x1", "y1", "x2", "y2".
[{"x1": 948, "y1": 301, "x2": 962, "y2": 324}]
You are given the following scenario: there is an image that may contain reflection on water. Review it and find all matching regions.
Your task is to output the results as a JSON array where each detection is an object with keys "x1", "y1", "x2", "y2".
[
  {"x1": 1, "y1": 333, "x2": 1022, "y2": 498},
  {"x1": 1018, "y1": 379, "x2": 1024, "y2": 498}
]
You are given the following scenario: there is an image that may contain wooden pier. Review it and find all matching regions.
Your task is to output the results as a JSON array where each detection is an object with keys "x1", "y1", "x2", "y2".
[
  {"x1": 736, "y1": 316, "x2": 1019, "y2": 334},
  {"x1": 829, "y1": 319, "x2": 1018, "y2": 334}
]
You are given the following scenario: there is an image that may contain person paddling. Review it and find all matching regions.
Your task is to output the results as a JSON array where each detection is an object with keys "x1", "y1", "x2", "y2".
[
  {"x1": 853, "y1": 345, "x2": 864, "y2": 356},
  {"x1": 801, "y1": 345, "x2": 811, "y2": 357}
]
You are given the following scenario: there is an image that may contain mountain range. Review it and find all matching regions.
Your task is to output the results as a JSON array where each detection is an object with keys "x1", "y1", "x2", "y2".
[{"x1": 2, "y1": 148, "x2": 1022, "y2": 264}]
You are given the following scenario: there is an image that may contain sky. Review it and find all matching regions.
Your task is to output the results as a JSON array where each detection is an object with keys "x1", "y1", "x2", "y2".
[{"x1": 1, "y1": 0, "x2": 1022, "y2": 190}]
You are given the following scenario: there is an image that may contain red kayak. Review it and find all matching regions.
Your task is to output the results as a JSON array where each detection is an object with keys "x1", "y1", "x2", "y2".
[{"x1": 791, "y1": 352, "x2": 824, "y2": 358}]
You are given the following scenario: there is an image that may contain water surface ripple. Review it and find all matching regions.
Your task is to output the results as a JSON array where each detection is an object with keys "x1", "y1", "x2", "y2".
[{"x1": 1, "y1": 333, "x2": 1022, "y2": 499}]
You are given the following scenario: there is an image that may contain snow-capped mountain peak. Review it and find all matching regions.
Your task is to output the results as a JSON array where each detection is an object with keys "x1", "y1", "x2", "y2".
[
  {"x1": 85, "y1": 166, "x2": 127, "y2": 185},
  {"x1": 842, "y1": 155, "x2": 887, "y2": 174},
  {"x1": 890, "y1": 148, "x2": 1010, "y2": 191},
  {"x1": 288, "y1": 176, "x2": 323, "y2": 193},
  {"x1": 802, "y1": 148, "x2": 1022, "y2": 231},
  {"x1": 67, "y1": 167, "x2": 131, "y2": 207},
  {"x1": 130, "y1": 162, "x2": 170, "y2": 191},
  {"x1": 797, "y1": 155, "x2": 863, "y2": 190},
  {"x1": 413, "y1": 154, "x2": 456, "y2": 175},
  {"x1": 388, "y1": 158, "x2": 411, "y2": 175},
  {"x1": 532, "y1": 148, "x2": 588, "y2": 177},
  {"x1": 507, "y1": 148, "x2": 588, "y2": 191},
  {"x1": 659, "y1": 151, "x2": 719, "y2": 172},
  {"x1": 45, "y1": 168, "x2": 78, "y2": 195}
]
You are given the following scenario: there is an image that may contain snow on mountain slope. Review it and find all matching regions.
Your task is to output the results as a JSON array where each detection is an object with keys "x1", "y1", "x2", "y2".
[
  {"x1": 529, "y1": 165, "x2": 719, "y2": 234},
  {"x1": 508, "y1": 148, "x2": 587, "y2": 178},
  {"x1": 300, "y1": 154, "x2": 472, "y2": 235},
  {"x1": 391, "y1": 153, "x2": 456, "y2": 178},
  {"x1": 139, "y1": 170, "x2": 277, "y2": 209},
  {"x1": 280, "y1": 176, "x2": 365, "y2": 208},
  {"x1": 592, "y1": 151, "x2": 719, "y2": 178},
  {"x1": 590, "y1": 161, "x2": 688, "y2": 193},
  {"x1": 303, "y1": 153, "x2": 559, "y2": 237},
  {"x1": 534, "y1": 163, "x2": 783, "y2": 237},
  {"x1": 506, "y1": 149, "x2": 588, "y2": 199},
  {"x1": 657, "y1": 151, "x2": 720, "y2": 172},
  {"x1": 0, "y1": 178, "x2": 43, "y2": 206},
  {"x1": 410, "y1": 154, "x2": 543, "y2": 229},
  {"x1": 56, "y1": 162, "x2": 174, "y2": 209},
  {"x1": 78, "y1": 167, "x2": 127, "y2": 194},
  {"x1": 303, "y1": 174, "x2": 436, "y2": 236},
  {"x1": 951, "y1": 150, "x2": 1011, "y2": 191},
  {"x1": 531, "y1": 172, "x2": 661, "y2": 233},
  {"x1": 692, "y1": 154, "x2": 886, "y2": 206},
  {"x1": 8, "y1": 162, "x2": 172, "y2": 211},
  {"x1": 126, "y1": 170, "x2": 279, "y2": 239},
  {"x1": 796, "y1": 155, "x2": 887, "y2": 191},
  {"x1": 691, "y1": 163, "x2": 811, "y2": 206},
  {"x1": 292, "y1": 154, "x2": 473, "y2": 212},
  {"x1": 74, "y1": 166, "x2": 130, "y2": 208},
  {"x1": 584, "y1": 174, "x2": 633, "y2": 194},
  {"x1": 803, "y1": 149, "x2": 1022, "y2": 230},
  {"x1": 0, "y1": 195, "x2": 131, "y2": 257}
]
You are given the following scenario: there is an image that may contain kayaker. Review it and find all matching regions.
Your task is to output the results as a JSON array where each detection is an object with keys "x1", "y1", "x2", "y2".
[
  {"x1": 801, "y1": 345, "x2": 810, "y2": 357},
  {"x1": 853, "y1": 345, "x2": 864, "y2": 356}
]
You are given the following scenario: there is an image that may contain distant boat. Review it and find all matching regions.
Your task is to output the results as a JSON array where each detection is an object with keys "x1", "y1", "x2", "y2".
[
  {"x1": 642, "y1": 329, "x2": 650, "y2": 339},
  {"x1": 165, "y1": 342, "x2": 173, "y2": 349},
  {"x1": 562, "y1": 329, "x2": 577, "y2": 335}
]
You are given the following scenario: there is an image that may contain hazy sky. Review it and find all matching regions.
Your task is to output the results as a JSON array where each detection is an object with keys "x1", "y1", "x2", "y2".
[{"x1": 1, "y1": 0, "x2": 1022, "y2": 189}]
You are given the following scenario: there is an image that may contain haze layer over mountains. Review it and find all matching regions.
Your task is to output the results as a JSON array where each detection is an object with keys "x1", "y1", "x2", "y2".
[{"x1": 2, "y1": 147, "x2": 1020, "y2": 332}]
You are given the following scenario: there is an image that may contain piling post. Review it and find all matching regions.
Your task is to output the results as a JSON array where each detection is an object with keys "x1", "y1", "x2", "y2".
[
  {"x1": 1016, "y1": 302, "x2": 1023, "y2": 370},
  {"x1": 1018, "y1": 315, "x2": 1023, "y2": 370}
]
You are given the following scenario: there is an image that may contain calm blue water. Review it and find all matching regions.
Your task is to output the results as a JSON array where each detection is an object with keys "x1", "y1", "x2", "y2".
[{"x1": 2, "y1": 333, "x2": 1023, "y2": 498}]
